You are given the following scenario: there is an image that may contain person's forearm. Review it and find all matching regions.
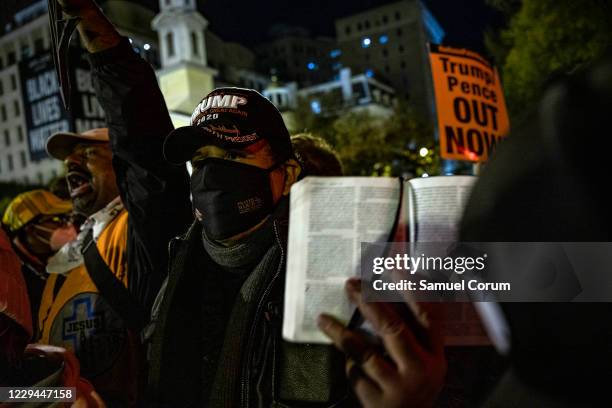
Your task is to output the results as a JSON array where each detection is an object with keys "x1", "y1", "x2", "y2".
[
  {"x1": 59, "y1": 0, "x2": 120, "y2": 53},
  {"x1": 76, "y1": 8, "x2": 121, "y2": 53}
]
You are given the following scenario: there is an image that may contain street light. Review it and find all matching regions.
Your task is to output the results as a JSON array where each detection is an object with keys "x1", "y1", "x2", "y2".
[{"x1": 419, "y1": 147, "x2": 428, "y2": 157}]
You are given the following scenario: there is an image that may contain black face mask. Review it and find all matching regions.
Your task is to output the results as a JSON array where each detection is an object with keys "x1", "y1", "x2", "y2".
[{"x1": 190, "y1": 157, "x2": 283, "y2": 241}]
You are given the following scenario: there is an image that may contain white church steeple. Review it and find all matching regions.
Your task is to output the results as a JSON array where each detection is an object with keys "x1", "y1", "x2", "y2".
[
  {"x1": 152, "y1": 0, "x2": 208, "y2": 68},
  {"x1": 152, "y1": 0, "x2": 217, "y2": 116}
]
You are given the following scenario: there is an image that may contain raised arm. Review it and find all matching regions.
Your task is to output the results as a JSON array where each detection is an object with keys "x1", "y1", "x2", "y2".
[{"x1": 58, "y1": 0, "x2": 192, "y2": 312}]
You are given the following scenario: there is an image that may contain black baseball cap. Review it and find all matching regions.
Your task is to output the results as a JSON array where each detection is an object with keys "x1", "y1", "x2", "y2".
[{"x1": 163, "y1": 87, "x2": 293, "y2": 164}]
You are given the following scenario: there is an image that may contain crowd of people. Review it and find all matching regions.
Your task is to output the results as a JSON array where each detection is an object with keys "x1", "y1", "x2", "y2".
[{"x1": 1, "y1": 0, "x2": 611, "y2": 407}]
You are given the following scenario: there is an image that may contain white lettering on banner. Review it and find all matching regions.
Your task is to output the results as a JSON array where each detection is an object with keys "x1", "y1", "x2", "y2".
[
  {"x1": 190, "y1": 94, "x2": 248, "y2": 124},
  {"x1": 31, "y1": 96, "x2": 62, "y2": 126},
  {"x1": 29, "y1": 120, "x2": 70, "y2": 153},
  {"x1": 26, "y1": 71, "x2": 58, "y2": 102}
]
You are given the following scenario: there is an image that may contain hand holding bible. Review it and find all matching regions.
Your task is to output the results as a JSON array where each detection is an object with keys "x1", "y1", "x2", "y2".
[{"x1": 318, "y1": 278, "x2": 446, "y2": 408}]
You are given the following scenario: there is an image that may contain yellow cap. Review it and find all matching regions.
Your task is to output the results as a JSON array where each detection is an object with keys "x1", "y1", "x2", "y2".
[{"x1": 2, "y1": 189, "x2": 72, "y2": 233}]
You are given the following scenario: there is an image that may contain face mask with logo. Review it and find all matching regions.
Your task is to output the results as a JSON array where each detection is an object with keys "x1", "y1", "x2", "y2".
[{"x1": 190, "y1": 157, "x2": 283, "y2": 241}]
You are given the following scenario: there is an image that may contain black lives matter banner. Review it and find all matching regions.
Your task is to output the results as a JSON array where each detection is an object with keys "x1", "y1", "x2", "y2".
[
  {"x1": 18, "y1": 49, "x2": 106, "y2": 162},
  {"x1": 69, "y1": 50, "x2": 105, "y2": 133},
  {"x1": 429, "y1": 44, "x2": 510, "y2": 162},
  {"x1": 19, "y1": 53, "x2": 71, "y2": 161}
]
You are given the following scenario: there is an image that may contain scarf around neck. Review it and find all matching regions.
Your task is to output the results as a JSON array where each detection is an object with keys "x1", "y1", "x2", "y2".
[
  {"x1": 46, "y1": 197, "x2": 123, "y2": 275},
  {"x1": 201, "y1": 213, "x2": 276, "y2": 272}
]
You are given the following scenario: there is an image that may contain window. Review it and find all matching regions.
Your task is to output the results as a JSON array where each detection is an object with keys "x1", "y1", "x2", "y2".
[
  {"x1": 20, "y1": 151, "x2": 26, "y2": 168},
  {"x1": 17, "y1": 126, "x2": 23, "y2": 142},
  {"x1": 382, "y1": 49, "x2": 388, "y2": 57},
  {"x1": 397, "y1": 28, "x2": 403, "y2": 36},
  {"x1": 37, "y1": 173, "x2": 43, "y2": 183},
  {"x1": 385, "y1": 65, "x2": 390, "y2": 73},
  {"x1": 395, "y1": 11, "x2": 401, "y2": 21},
  {"x1": 191, "y1": 32, "x2": 199, "y2": 56},
  {"x1": 4, "y1": 129, "x2": 10, "y2": 146},
  {"x1": 399, "y1": 45, "x2": 404, "y2": 53},
  {"x1": 0, "y1": 79, "x2": 3, "y2": 96},
  {"x1": 345, "y1": 25, "x2": 351, "y2": 35},
  {"x1": 1, "y1": 105, "x2": 6, "y2": 121},
  {"x1": 382, "y1": 15, "x2": 389, "y2": 24},
  {"x1": 10, "y1": 74, "x2": 16, "y2": 90},
  {"x1": 7, "y1": 52, "x2": 15, "y2": 65},
  {"x1": 7, "y1": 154, "x2": 13, "y2": 171},
  {"x1": 364, "y1": 20, "x2": 370, "y2": 29},
  {"x1": 0, "y1": 56, "x2": 4, "y2": 69},
  {"x1": 14, "y1": 100, "x2": 20, "y2": 116},
  {"x1": 357, "y1": 22, "x2": 362, "y2": 31},
  {"x1": 401, "y1": 60, "x2": 406, "y2": 68},
  {"x1": 166, "y1": 32, "x2": 175, "y2": 57}
]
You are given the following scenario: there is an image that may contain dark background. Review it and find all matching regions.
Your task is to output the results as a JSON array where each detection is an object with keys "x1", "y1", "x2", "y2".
[{"x1": 0, "y1": 0, "x2": 502, "y2": 54}]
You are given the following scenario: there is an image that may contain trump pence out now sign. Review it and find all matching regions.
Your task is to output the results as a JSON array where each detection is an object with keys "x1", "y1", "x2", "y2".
[{"x1": 429, "y1": 44, "x2": 510, "y2": 162}]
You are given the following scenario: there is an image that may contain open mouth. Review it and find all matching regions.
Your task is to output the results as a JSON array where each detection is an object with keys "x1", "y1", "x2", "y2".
[{"x1": 67, "y1": 170, "x2": 93, "y2": 198}]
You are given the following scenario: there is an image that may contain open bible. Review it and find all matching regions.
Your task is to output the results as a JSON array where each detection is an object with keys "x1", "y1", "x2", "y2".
[{"x1": 282, "y1": 175, "x2": 488, "y2": 345}]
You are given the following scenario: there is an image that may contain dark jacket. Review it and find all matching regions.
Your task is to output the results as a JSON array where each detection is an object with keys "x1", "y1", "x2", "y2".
[
  {"x1": 86, "y1": 39, "x2": 191, "y2": 404},
  {"x1": 88, "y1": 39, "x2": 192, "y2": 316},
  {"x1": 148, "y1": 202, "x2": 348, "y2": 407}
]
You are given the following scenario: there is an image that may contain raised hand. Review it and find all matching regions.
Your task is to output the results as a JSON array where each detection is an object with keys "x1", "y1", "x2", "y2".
[
  {"x1": 318, "y1": 278, "x2": 446, "y2": 408},
  {"x1": 54, "y1": 0, "x2": 120, "y2": 53}
]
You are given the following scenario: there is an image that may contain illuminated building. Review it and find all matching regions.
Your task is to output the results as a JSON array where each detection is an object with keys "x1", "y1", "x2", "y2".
[{"x1": 335, "y1": 0, "x2": 444, "y2": 116}]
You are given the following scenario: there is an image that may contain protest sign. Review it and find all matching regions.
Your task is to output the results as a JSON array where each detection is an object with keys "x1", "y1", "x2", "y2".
[
  {"x1": 18, "y1": 50, "x2": 106, "y2": 161},
  {"x1": 19, "y1": 52, "x2": 71, "y2": 161},
  {"x1": 429, "y1": 44, "x2": 510, "y2": 162}
]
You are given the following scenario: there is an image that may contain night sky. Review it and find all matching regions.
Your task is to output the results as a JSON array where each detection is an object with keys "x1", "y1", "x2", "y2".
[{"x1": 1, "y1": 0, "x2": 503, "y2": 55}]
